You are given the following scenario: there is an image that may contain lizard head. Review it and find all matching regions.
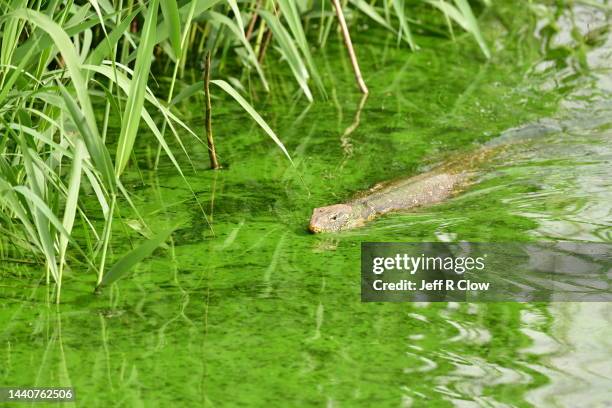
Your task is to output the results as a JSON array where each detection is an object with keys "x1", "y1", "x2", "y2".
[{"x1": 308, "y1": 204, "x2": 356, "y2": 233}]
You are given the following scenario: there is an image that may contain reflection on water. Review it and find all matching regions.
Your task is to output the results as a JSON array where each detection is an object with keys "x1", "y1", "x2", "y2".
[
  {"x1": 1, "y1": 2, "x2": 612, "y2": 406},
  {"x1": 526, "y1": 302, "x2": 612, "y2": 407}
]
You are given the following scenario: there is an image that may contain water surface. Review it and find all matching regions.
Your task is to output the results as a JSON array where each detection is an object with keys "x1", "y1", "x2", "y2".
[{"x1": 1, "y1": 3, "x2": 611, "y2": 407}]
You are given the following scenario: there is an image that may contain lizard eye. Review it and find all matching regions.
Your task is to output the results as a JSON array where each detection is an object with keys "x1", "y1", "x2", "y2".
[{"x1": 331, "y1": 215, "x2": 337, "y2": 220}]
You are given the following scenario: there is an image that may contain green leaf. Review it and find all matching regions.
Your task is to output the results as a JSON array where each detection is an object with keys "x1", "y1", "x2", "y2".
[
  {"x1": 12, "y1": 185, "x2": 71, "y2": 239},
  {"x1": 86, "y1": 8, "x2": 141, "y2": 66},
  {"x1": 84, "y1": 64, "x2": 193, "y2": 176},
  {"x1": 349, "y1": 0, "x2": 391, "y2": 29},
  {"x1": 59, "y1": 138, "x2": 85, "y2": 270},
  {"x1": 453, "y1": 0, "x2": 490, "y2": 58},
  {"x1": 211, "y1": 79, "x2": 293, "y2": 164},
  {"x1": 97, "y1": 226, "x2": 176, "y2": 288},
  {"x1": 154, "y1": 0, "x2": 221, "y2": 50},
  {"x1": 226, "y1": 0, "x2": 245, "y2": 33},
  {"x1": 427, "y1": 0, "x2": 489, "y2": 58},
  {"x1": 277, "y1": 0, "x2": 326, "y2": 97},
  {"x1": 58, "y1": 82, "x2": 116, "y2": 192},
  {"x1": 392, "y1": 0, "x2": 417, "y2": 50},
  {"x1": 206, "y1": 10, "x2": 269, "y2": 92},
  {"x1": 160, "y1": 0, "x2": 182, "y2": 58},
  {"x1": 259, "y1": 10, "x2": 312, "y2": 101},
  {"x1": 8, "y1": 9, "x2": 101, "y2": 145},
  {"x1": 115, "y1": 0, "x2": 159, "y2": 177},
  {"x1": 170, "y1": 81, "x2": 204, "y2": 105}
]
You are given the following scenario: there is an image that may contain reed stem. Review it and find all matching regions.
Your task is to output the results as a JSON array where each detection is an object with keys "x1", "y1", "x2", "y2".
[
  {"x1": 246, "y1": 0, "x2": 262, "y2": 39},
  {"x1": 331, "y1": 0, "x2": 369, "y2": 94},
  {"x1": 204, "y1": 52, "x2": 220, "y2": 169}
]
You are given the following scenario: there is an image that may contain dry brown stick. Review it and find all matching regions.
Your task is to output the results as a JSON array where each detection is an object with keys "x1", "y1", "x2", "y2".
[
  {"x1": 258, "y1": 28, "x2": 274, "y2": 63},
  {"x1": 258, "y1": 2, "x2": 279, "y2": 64},
  {"x1": 246, "y1": 0, "x2": 263, "y2": 40},
  {"x1": 204, "y1": 52, "x2": 220, "y2": 169},
  {"x1": 130, "y1": 17, "x2": 138, "y2": 34},
  {"x1": 331, "y1": 0, "x2": 369, "y2": 94}
]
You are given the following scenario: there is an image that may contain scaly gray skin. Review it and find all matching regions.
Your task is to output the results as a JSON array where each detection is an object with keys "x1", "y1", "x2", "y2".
[
  {"x1": 308, "y1": 170, "x2": 471, "y2": 233},
  {"x1": 308, "y1": 119, "x2": 564, "y2": 233}
]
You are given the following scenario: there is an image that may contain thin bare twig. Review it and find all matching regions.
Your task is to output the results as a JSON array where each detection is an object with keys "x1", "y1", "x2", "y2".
[
  {"x1": 258, "y1": 28, "x2": 274, "y2": 63},
  {"x1": 258, "y1": 2, "x2": 279, "y2": 64},
  {"x1": 246, "y1": 0, "x2": 263, "y2": 39},
  {"x1": 331, "y1": 0, "x2": 369, "y2": 94}
]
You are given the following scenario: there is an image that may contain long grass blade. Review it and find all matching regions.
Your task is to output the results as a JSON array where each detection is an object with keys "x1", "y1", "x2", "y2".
[
  {"x1": 211, "y1": 79, "x2": 293, "y2": 164},
  {"x1": 58, "y1": 138, "x2": 85, "y2": 272},
  {"x1": 86, "y1": 8, "x2": 141, "y2": 66},
  {"x1": 348, "y1": 0, "x2": 392, "y2": 30},
  {"x1": 426, "y1": 0, "x2": 490, "y2": 58},
  {"x1": 153, "y1": 0, "x2": 221, "y2": 55},
  {"x1": 56, "y1": 138, "x2": 86, "y2": 301},
  {"x1": 9, "y1": 9, "x2": 101, "y2": 144},
  {"x1": 160, "y1": 0, "x2": 182, "y2": 58},
  {"x1": 259, "y1": 10, "x2": 312, "y2": 101},
  {"x1": 391, "y1": 0, "x2": 417, "y2": 50},
  {"x1": 276, "y1": 0, "x2": 326, "y2": 97},
  {"x1": 96, "y1": 226, "x2": 176, "y2": 289},
  {"x1": 453, "y1": 0, "x2": 490, "y2": 58},
  {"x1": 206, "y1": 10, "x2": 269, "y2": 91},
  {"x1": 58, "y1": 83, "x2": 115, "y2": 192},
  {"x1": 115, "y1": 0, "x2": 159, "y2": 176}
]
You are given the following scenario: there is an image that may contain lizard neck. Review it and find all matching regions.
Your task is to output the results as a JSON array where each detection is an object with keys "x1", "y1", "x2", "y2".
[{"x1": 349, "y1": 201, "x2": 377, "y2": 224}]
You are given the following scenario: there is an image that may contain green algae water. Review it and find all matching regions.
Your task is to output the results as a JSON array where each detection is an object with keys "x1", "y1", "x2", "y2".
[{"x1": 2, "y1": 3, "x2": 612, "y2": 407}]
